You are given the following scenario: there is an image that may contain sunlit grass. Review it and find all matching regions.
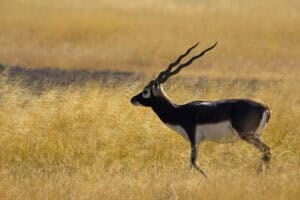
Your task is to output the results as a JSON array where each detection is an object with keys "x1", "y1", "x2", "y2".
[{"x1": 0, "y1": 78, "x2": 299, "y2": 199}]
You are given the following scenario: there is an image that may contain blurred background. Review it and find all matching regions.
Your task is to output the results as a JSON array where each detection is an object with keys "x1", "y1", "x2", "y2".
[{"x1": 0, "y1": 0, "x2": 299, "y2": 79}]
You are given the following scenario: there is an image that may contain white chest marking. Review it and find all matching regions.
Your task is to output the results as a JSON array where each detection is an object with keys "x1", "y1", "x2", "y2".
[
  {"x1": 196, "y1": 121, "x2": 239, "y2": 144},
  {"x1": 166, "y1": 124, "x2": 189, "y2": 140}
]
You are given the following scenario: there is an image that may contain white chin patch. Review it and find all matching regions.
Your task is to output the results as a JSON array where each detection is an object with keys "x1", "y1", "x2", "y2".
[{"x1": 132, "y1": 101, "x2": 142, "y2": 106}]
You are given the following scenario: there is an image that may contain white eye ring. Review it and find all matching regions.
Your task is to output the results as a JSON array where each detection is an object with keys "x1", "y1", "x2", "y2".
[{"x1": 142, "y1": 88, "x2": 151, "y2": 98}]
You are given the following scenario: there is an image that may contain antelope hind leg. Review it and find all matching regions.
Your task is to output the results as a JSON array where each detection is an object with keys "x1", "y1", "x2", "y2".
[{"x1": 242, "y1": 136, "x2": 271, "y2": 173}]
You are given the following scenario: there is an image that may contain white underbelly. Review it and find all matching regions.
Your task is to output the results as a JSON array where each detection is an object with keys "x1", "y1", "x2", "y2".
[
  {"x1": 166, "y1": 124, "x2": 189, "y2": 140},
  {"x1": 196, "y1": 121, "x2": 239, "y2": 143},
  {"x1": 166, "y1": 121, "x2": 239, "y2": 144}
]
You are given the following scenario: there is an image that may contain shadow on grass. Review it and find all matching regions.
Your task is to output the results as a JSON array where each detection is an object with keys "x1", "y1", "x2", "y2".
[{"x1": 1, "y1": 65, "x2": 289, "y2": 93}]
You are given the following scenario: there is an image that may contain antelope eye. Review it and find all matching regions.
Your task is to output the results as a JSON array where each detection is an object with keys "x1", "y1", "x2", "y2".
[{"x1": 142, "y1": 89, "x2": 151, "y2": 98}]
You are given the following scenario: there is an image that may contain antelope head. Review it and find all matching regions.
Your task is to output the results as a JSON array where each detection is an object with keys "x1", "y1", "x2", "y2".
[{"x1": 131, "y1": 42, "x2": 218, "y2": 107}]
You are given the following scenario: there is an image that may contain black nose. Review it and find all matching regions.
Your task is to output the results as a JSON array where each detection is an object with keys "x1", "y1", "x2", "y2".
[
  {"x1": 131, "y1": 96, "x2": 140, "y2": 106},
  {"x1": 130, "y1": 96, "x2": 137, "y2": 105},
  {"x1": 130, "y1": 97, "x2": 135, "y2": 104}
]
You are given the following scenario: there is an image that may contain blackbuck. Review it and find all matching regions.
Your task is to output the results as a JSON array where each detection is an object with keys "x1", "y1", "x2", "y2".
[{"x1": 131, "y1": 42, "x2": 271, "y2": 177}]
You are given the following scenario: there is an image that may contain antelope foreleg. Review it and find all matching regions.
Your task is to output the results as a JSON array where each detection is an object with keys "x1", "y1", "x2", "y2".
[{"x1": 190, "y1": 145, "x2": 207, "y2": 178}]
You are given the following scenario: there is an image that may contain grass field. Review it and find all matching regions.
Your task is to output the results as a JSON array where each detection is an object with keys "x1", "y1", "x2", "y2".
[
  {"x1": 0, "y1": 0, "x2": 299, "y2": 199},
  {"x1": 0, "y1": 78, "x2": 299, "y2": 199},
  {"x1": 0, "y1": 0, "x2": 299, "y2": 78}
]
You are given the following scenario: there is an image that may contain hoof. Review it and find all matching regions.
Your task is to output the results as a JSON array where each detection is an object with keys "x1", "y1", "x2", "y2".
[
  {"x1": 256, "y1": 163, "x2": 264, "y2": 174},
  {"x1": 256, "y1": 161, "x2": 270, "y2": 175},
  {"x1": 190, "y1": 163, "x2": 207, "y2": 178}
]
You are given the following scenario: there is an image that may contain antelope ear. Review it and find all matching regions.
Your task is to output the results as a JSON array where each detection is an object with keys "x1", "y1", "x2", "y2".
[
  {"x1": 152, "y1": 82, "x2": 161, "y2": 96},
  {"x1": 152, "y1": 82, "x2": 160, "y2": 89}
]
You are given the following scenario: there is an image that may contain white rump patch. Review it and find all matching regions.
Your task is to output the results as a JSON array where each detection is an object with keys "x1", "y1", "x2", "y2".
[
  {"x1": 196, "y1": 121, "x2": 239, "y2": 144},
  {"x1": 255, "y1": 111, "x2": 269, "y2": 139},
  {"x1": 166, "y1": 124, "x2": 189, "y2": 140}
]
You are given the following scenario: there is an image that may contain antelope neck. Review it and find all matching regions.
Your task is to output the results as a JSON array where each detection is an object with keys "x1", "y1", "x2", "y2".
[{"x1": 151, "y1": 95, "x2": 177, "y2": 123}]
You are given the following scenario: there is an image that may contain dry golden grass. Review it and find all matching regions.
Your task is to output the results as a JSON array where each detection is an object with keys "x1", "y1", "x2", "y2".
[
  {"x1": 0, "y1": 0, "x2": 299, "y2": 199},
  {"x1": 0, "y1": 78, "x2": 299, "y2": 199}
]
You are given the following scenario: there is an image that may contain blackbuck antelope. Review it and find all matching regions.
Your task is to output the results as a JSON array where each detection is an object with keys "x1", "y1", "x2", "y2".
[{"x1": 131, "y1": 42, "x2": 271, "y2": 177}]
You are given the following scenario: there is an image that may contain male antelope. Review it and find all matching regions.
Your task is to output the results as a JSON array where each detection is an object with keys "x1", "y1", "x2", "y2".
[{"x1": 131, "y1": 42, "x2": 271, "y2": 177}]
